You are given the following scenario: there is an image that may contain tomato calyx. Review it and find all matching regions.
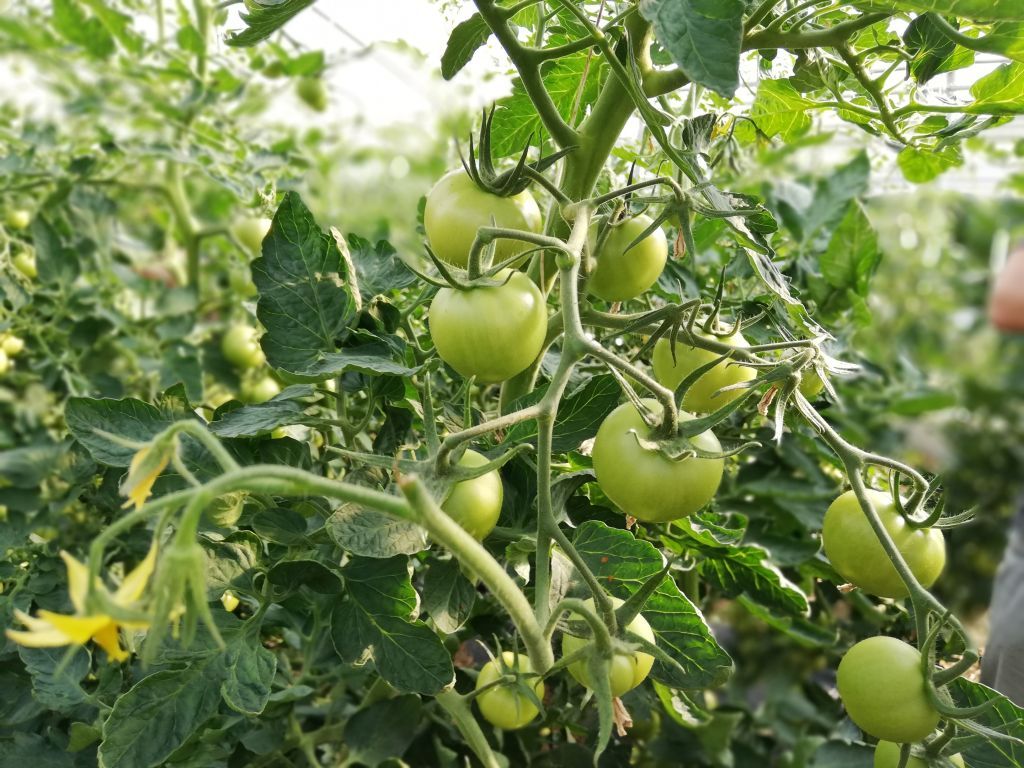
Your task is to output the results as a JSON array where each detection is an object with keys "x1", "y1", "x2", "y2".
[{"x1": 461, "y1": 107, "x2": 574, "y2": 197}]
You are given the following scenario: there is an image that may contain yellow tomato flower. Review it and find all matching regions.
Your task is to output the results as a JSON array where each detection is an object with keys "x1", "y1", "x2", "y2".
[
  {"x1": 6, "y1": 545, "x2": 157, "y2": 662},
  {"x1": 220, "y1": 591, "x2": 240, "y2": 612},
  {"x1": 121, "y1": 445, "x2": 172, "y2": 510}
]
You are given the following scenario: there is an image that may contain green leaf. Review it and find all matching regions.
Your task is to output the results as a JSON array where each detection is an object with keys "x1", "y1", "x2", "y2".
[
  {"x1": 221, "y1": 632, "x2": 276, "y2": 716},
  {"x1": 979, "y1": 22, "x2": 1024, "y2": 63},
  {"x1": 342, "y1": 695, "x2": 422, "y2": 765},
  {"x1": 0, "y1": 444, "x2": 65, "y2": 488},
  {"x1": 331, "y1": 557, "x2": 454, "y2": 694},
  {"x1": 253, "y1": 193, "x2": 357, "y2": 377},
  {"x1": 968, "y1": 61, "x2": 1024, "y2": 114},
  {"x1": 98, "y1": 659, "x2": 225, "y2": 768},
  {"x1": 639, "y1": 0, "x2": 745, "y2": 97},
  {"x1": 326, "y1": 504, "x2": 427, "y2": 558},
  {"x1": 820, "y1": 201, "x2": 881, "y2": 295},
  {"x1": 573, "y1": 521, "x2": 733, "y2": 689},
  {"x1": 348, "y1": 234, "x2": 416, "y2": 302},
  {"x1": 750, "y1": 79, "x2": 813, "y2": 140},
  {"x1": 951, "y1": 679, "x2": 1024, "y2": 766},
  {"x1": 903, "y1": 14, "x2": 960, "y2": 84},
  {"x1": 897, "y1": 144, "x2": 963, "y2": 183},
  {"x1": 422, "y1": 559, "x2": 476, "y2": 634},
  {"x1": 65, "y1": 397, "x2": 183, "y2": 466},
  {"x1": 18, "y1": 646, "x2": 91, "y2": 712},
  {"x1": 440, "y1": 12, "x2": 491, "y2": 81},
  {"x1": 208, "y1": 386, "x2": 314, "y2": 438},
  {"x1": 738, "y1": 595, "x2": 839, "y2": 648},
  {"x1": 504, "y1": 374, "x2": 621, "y2": 453},
  {"x1": 267, "y1": 559, "x2": 343, "y2": 594},
  {"x1": 867, "y1": 1, "x2": 1024, "y2": 21},
  {"x1": 227, "y1": 0, "x2": 317, "y2": 47},
  {"x1": 490, "y1": 52, "x2": 607, "y2": 157},
  {"x1": 802, "y1": 151, "x2": 871, "y2": 251},
  {"x1": 52, "y1": 0, "x2": 115, "y2": 58}
]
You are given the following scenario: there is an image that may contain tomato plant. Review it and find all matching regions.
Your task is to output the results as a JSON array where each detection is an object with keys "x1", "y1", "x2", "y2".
[
  {"x1": 428, "y1": 267, "x2": 546, "y2": 382},
  {"x1": 1, "y1": 2, "x2": 1022, "y2": 767},
  {"x1": 441, "y1": 449, "x2": 504, "y2": 540},
  {"x1": 823, "y1": 489, "x2": 947, "y2": 599},
  {"x1": 561, "y1": 596, "x2": 655, "y2": 696},
  {"x1": 475, "y1": 651, "x2": 544, "y2": 730},
  {"x1": 424, "y1": 169, "x2": 542, "y2": 268},
  {"x1": 587, "y1": 213, "x2": 667, "y2": 302},
  {"x1": 837, "y1": 636, "x2": 940, "y2": 743},
  {"x1": 651, "y1": 330, "x2": 758, "y2": 414},
  {"x1": 592, "y1": 398, "x2": 724, "y2": 522}
]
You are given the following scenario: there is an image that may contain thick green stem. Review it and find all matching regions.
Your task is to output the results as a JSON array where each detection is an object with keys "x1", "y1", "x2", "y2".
[
  {"x1": 399, "y1": 475, "x2": 553, "y2": 672},
  {"x1": 435, "y1": 691, "x2": 502, "y2": 768}
]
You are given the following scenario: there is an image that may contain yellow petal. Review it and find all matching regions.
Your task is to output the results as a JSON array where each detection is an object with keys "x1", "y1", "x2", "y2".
[
  {"x1": 91, "y1": 623, "x2": 128, "y2": 662},
  {"x1": 123, "y1": 446, "x2": 171, "y2": 510},
  {"x1": 60, "y1": 551, "x2": 91, "y2": 613},
  {"x1": 13, "y1": 608, "x2": 60, "y2": 633},
  {"x1": 6, "y1": 627, "x2": 72, "y2": 648},
  {"x1": 36, "y1": 611, "x2": 111, "y2": 644},
  {"x1": 114, "y1": 542, "x2": 158, "y2": 605}
]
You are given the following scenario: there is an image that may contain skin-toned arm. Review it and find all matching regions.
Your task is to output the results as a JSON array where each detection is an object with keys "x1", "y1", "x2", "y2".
[{"x1": 990, "y1": 248, "x2": 1024, "y2": 332}]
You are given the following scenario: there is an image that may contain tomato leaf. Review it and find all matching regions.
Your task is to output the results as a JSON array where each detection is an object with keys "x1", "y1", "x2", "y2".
[
  {"x1": 208, "y1": 386, "x2": 314, "y2": 438},
  {"x1": 640, "y1": 0, "x2": 745, "y2": 97},
  {"x1": 18, "y1": 646, "x2": 91, "y2": 713},
  {"x1": 327, "y1": 504, "x2": 428, "y2": 558},
  {"x1": 820, "y1": 201, "x2": 881, "y2": 295},
  {"x1": 227, "y1": 0, "x2": 317, "y2": 47},
  {"x1": 503, "y1": 374, "x2": 620, "y2": 453},
  {"x1": 573, "y1": 521, "x2": 733, "y2": 689},
  {"x1": 967, "y1": 61, "x2": 1024, "y2": 114},
  {"x1": 422, "y1": 559, "x2": 476, "y2": 634},
  {"x1": 857, "y1": 0, "x2": 1024, "y2": 22},
  {"x1": 220, "y1": 630, "x2": 276, "y2": 716},
  {"x1": 750, "y1": 79, "x2": 814, "y2": 140},
  {"x1": 440, "y1": 12, "x2": 491, "y2": 81},
  {"x1": 342, "y1": 696, "x2": 423, "y2": 766}
]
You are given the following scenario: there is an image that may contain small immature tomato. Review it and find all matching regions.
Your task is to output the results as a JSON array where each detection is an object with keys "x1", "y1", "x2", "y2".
[
  {"x1": 592, "y1": 398, "x2": 723, "y2": 523},
  {"x1": 5, "y1": 209, "x2": 31, "y2": 230},
  {"x1": 651, "y1": 330, "x2": 757, "y2": 414},
  {"x1": 822, "y1": 489, "x2": 946, "y2": 599},
  {"x1": 220, "y1": 591, "x2": 240, "y2": 612},
  {"x1": 874, "y1": 741, "x2": 964, "y2": 768},
  {"x1": 12, "y1": 250, "x2": 37, "y2": 279},
  {"x1": 428, "y1": 268, "x2": 546, "y2": 383},
  {"x1": 222, "y1": 324, "x2": 265, "y2": 370},
  {"x1": 230, "y1": 216, "x2": 272, "y2": 255},
  {"x1": 423, "y1": 169, "x2": 542, "y2": 268},
  {"x1": 0, "y1": 333, "x2": 24, "y2": 357},
  {"x1": 561, "y1": 596, "x2": 655, "y2": 696},
  {"x1": 837, "y1": 636, "x2": 939, "y2": 743},
  {"x1": 241, "y1": 375, "x2": 281, "y2": 404},
  {"x1": 587, "y1": 214, "x2": 668, "y2": 302},
  {"x1": 296, "y1": 77, "x2": 328, "y2": 112},
  {"x1": 0, "y1": 349, "x2": 9, "y2": 375},
  {"x1": 799, "y1": 367, "x2": 826, "y2": 398},
  {"x1": 476, "y1": 651, "x2": 544, "y2": 730},
  {"x1": 442, "y1": 449, "x2": 503, "y2": 540}
]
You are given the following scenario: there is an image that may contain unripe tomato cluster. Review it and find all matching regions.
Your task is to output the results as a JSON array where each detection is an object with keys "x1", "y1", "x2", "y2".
[
  {"x1": 420, "y1": 168, "x2": 944, "y2": 744},
  {"x1": 220, "y1": 323, "x2": 279, "y2": 404},
  {"x1": 0, "y1": 332, "x2": 25, "y2": 375}
]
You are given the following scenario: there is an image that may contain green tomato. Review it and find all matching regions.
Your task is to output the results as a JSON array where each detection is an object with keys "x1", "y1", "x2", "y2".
[
  {"x1": 822, "y1": 489, "x2": 946, "y2": 599},
  {"x1": 12, "y1": 251, "x2": 37, "y2": 279},
  {"x1": 296, "y1": 77, "x2": 328, "y2": 112},
  {"x1": 587, "y1": 214, "x2": 667, "y2": 302},
  {"x1": 561, "y1": 596, "x2": 655, "y2": 696},
  {"x1": 0, "y1": 334, "x2": 24, "y2": 357},
  {"x1": 651, "y1": 331, "x2": 757, "y2": 414},
  {"x1": 424, "y1": 170, "x2": 542, "y2": 268},
  {"x1": 799, "y1": 367, "x2": 826, "y2": 398},
  {"x1": 837, "y1": 636, "x2": 940, "y2": 743},
  {"x1": 222, "y1": 324, "x2": 265, "y2": 370},
  {"x1": 231, "y1": 217, "x2": 272, "y2": 255},
  {"x1": 0, "y1": 349, "x2": 9, "y2": 375},
  {"x1": 241, "y1": 376, "x2": 280, "y2": 404},
  {"x1": 5, "y1": 209, "x2": 30, "y2": 230},
  {"x1": 592, "y1": 398, "x2": 723, "y2": 523},
  {"x1": 442, "y1": 450, "x2": 503, "y2": 540},
  {"x1": 428, "y1": 268, "x2": 546, "y2": 383},
  {"x1": 476, "y1": 651, "x2": 544, "y2": 730},
  {"x1": 874, "y1": 741, "x2": 964, "y2": 768}
]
